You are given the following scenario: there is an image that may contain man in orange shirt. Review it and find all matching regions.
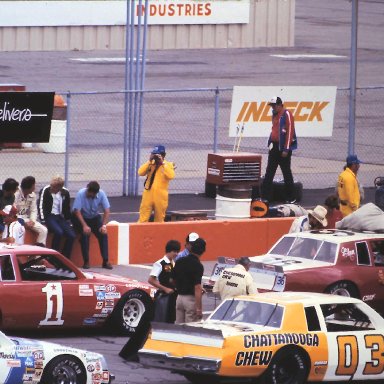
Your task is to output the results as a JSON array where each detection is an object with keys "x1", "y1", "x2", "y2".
[{"x1": 261, "y1": 96, "x2": 297, "y2": 203}]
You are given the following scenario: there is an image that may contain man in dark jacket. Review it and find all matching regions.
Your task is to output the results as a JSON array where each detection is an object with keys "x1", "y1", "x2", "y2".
[
  {"x1": 261, "y1": 96, "x2": 297, "y2": 203},
  {"x1": 38, "y1": 176, "x2": 76, "y2": 258}
]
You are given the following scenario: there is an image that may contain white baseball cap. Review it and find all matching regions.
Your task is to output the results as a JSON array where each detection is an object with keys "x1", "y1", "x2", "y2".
[{"x1": 187, "y1": 232, "x2": 199, "y2": 242}]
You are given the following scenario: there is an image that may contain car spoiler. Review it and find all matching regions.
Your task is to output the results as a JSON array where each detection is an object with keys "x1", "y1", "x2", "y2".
[{"x1": 205, "y1": 256, "x2": 286, "y2": 292}]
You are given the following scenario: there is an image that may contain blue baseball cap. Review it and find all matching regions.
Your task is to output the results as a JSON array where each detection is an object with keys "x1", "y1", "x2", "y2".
[
  {"x1": 151, "y1": 145, "x2": 165, "y2": 154},
  {"x1": 346, "y1": 154, "x2": 363, "y2": 165}
]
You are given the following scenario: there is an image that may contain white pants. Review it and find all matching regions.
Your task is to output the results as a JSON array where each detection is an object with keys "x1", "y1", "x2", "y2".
[{"x1": 3, "y1": 221, "x2": 25, "y2": 245}]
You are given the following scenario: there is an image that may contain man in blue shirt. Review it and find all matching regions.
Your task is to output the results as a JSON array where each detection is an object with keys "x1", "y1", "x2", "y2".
[{"x1": 71, "y1": 181, "x2": 112, "y2": 269}]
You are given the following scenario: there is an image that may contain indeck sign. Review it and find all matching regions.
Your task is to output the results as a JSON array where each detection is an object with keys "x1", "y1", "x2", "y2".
[
  {"x1": 0, "y1": 92, "x2": 54, "y2": 142},
  {"x1": 229, "y1": 86, "x2": 337, "y2": 138}
]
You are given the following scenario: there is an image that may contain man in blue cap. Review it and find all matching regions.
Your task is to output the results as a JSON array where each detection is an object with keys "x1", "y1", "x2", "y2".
[
  {"x1": 137, "y1": 145, "x2": 175, "y2": 222},
  {"x1": 337, "y1": 154, "x2": 363, "y2": 217}
]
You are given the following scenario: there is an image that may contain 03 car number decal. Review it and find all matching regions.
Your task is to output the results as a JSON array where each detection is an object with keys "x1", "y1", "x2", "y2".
[
  {"x1": 39, "y1": 282, "x2": 64, "y2": 325},
  {"x1": 336, "y1": 334, "x2": 384, "y2": 377}
]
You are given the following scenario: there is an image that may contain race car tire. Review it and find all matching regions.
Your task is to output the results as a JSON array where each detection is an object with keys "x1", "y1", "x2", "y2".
[
  {"x1": 109, "y1": 289, "x2": 154, "y2": 335},
  {"x1": 41, "y1": 355, "x2": 86, "y2": 384},
  {"x1": 183, "y1": 373, "x2": 220, "y2": 384},
  {"x1": 325, "y1": 281, "x2": 359, "y2": 298},
  {"x1": 259, "y1": 346, "x2": 309, "y2": 384}
]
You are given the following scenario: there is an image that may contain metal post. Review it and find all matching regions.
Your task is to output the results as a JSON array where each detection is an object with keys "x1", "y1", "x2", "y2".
[
  {"x1": 123, "y1": 0, "x2": 131, "y2": 196},
  {"x1": 135, "y1": 0, "x2": 149, "y2": 195},
  {"x1": 348, "y1": 0, "x2": 358, "y2": 156},
  {"x1": 132, "y1": 0, "x2": 143, "y2": 194},
  {"x1": 213, "y1": 86, "x2": 220, "y2": 153},
  {"x1": 64, "y1": 92, "x2": 71, "y2": 187}
]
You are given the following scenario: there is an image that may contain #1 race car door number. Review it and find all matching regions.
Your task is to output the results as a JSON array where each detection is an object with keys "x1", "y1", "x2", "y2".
[{"x1": 39, "y1": 282, "x2": 64, "y2": 325}]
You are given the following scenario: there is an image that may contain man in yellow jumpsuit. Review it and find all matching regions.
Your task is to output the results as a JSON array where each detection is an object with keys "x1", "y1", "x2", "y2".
[
  {"x1": 138, "y1": 145, "x2": 175, "y2": 222},
  {"x1": 337, "y1": 154, "x2": 362, "y2": 217}
]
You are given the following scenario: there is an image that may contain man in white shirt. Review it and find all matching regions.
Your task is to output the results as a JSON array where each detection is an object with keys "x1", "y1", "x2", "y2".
[
  {"x1": 289, "y1": 205, "x2": 328, "y2": 233},
  {"x1": 213, "y1": 257, "x2": 258, "y2": 300},
  {"x1": 14, "y1": 176, "x2": 47, "y2": 246}
]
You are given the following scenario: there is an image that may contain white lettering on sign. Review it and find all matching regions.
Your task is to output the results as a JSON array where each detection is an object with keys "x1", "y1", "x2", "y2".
[{"x1": 0, "y1": 102, "x2": 47, "y2": 122}]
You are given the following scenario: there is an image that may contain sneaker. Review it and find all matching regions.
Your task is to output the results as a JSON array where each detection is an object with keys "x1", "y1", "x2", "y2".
[
  {"x1": 102, "y1": 261, "x2": 113, "y2": 270},
  {"x1": 82, "y1": 263, "x2": 90, "y2": 269}
]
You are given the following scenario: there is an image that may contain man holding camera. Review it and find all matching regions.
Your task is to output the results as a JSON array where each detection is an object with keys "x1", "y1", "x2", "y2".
[{"x1": 138, "y1": 145, "x2": 175, "y2": 222}]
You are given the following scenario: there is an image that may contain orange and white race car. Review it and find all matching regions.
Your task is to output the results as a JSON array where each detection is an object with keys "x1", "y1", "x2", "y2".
[{"x1": 139, "y1": 292, "x2": 384, "y2": 383}]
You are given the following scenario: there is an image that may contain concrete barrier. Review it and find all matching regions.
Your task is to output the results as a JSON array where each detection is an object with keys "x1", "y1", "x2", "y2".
[
  {"x1": 107, "y1": 218, "x2": 294, "y2": 265},
  {"x1": 23, "y1": 218, "x2": 294, "y2": 267}
]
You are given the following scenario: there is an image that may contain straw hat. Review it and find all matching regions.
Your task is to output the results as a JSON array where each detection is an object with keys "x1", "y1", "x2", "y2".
[{"x1": 307, "y1": 205, "x2": 328, "y2": 227}]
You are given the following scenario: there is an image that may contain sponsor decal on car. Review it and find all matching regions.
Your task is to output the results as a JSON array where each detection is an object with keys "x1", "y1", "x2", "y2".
[
  {"x1": 243, "y1": 333, "x2": 320, "y2": 348},
  {"x1": 96, "y1": 301, "x2": 104, "y2": 310},
  {"x1": 235, "y1": 350, "x2": 272, "y2": 366},
  {"x1": 340, "y1": 246, "x2": 355, "y2": 261},
  {"x1": 105, "y1": 292, "x2": 121, "y2": 299},
  {"x1": 96, "y1": 292, "x2": 106, "y2": 300},
  {"x1": 83, "y1": 317, "x2": 97, "y2": 325},
  {"x1": 94, "y1": 284, "x2": 106, "y2": 291},
  {"x1": 6, "y1": 359, "x2": 21, "y2": 367}
]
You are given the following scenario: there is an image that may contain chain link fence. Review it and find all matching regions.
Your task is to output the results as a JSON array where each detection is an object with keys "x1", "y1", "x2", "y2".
[{"x1": 1, "y1": 87, "x2": 383, "y2": 196}]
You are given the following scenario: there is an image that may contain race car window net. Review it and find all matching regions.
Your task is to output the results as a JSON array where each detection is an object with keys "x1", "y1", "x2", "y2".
[
  {"x1": 320, "y1": 303, "x2": 374, "y2": 332},
  {"x1": 269, "y1": 236, "x2": 337, "y2": 264},
  {"x1": 210, "y1": 299, "x2": 283, "y2": 328}
]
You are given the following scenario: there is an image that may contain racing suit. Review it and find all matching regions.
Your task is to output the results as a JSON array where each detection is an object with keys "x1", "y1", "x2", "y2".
[
  {"x1": 337, "y1": 167, "x2": 360, "y2": 217},
  {"x1": 138, "y1": 160, "x2": 175, "y2": 222}
]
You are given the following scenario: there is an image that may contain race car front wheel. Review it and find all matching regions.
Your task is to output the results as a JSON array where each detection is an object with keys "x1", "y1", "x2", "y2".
[
  {"x1": 110, "y1": 289, "x2": 154, "y2": 335},
  {"x1": 259, "y1": 346, "x2": 309, "y2": 384},
  {"x1": 41, "y1": 355, "x2": 86, "y2": 384}
]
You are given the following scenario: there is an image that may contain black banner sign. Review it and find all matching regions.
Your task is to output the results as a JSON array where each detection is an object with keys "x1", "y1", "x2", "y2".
[{"x1": 0, "y1": 92, "x2": 54, "y2": 142}]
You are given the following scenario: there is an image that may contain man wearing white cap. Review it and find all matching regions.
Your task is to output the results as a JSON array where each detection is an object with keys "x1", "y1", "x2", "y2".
[
  {"x1": 175, "y1": 232, "x2": 199, "y2": 262},
  {"x1": 289, "y1": 205, "x2": 328, "y2": 233},
  {"x1": 261, "y1": 96, "x2": 297, "y2": 204}
]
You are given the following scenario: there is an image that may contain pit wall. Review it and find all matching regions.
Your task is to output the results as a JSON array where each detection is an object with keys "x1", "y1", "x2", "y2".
[{"x1": 25, "y1": 218, "x2": 294, "y2": 266}]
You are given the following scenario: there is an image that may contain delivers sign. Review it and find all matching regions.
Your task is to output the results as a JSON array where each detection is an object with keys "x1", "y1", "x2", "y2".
[
  {"x1": 0, "y1": 92, "x2": 54, "y2": 142},
  {"x1": 229, "y1": 86, "x2": 337, "y2": 138}
]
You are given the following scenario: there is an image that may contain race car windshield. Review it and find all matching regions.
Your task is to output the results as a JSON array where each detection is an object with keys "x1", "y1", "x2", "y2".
[
  {"x1": 269, "y1": 236, "x2": 337, "y2": 263},
  {"x1": 210, "y1": 299, "x2": 283, "y2": 328}
]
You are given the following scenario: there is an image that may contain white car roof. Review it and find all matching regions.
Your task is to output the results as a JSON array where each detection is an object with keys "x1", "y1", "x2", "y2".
[{"x1": 282, "y1": 230, "x2": 384, "y2": 244}]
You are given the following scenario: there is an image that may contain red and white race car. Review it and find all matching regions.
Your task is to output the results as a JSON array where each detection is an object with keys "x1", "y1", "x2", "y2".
[
  {"x1": 0, "y1": 244, "x2": 156, "y2": 334},
  {"x1": 208, "y1": 229, "x2": 384, "y2": 314}
]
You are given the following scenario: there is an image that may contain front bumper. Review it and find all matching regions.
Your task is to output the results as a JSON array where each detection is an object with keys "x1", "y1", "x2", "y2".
[{"x1": 139, "y1": 349, "x2": 221, "y2": 375}]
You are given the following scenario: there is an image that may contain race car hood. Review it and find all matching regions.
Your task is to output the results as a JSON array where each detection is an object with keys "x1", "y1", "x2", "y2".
[
  {"x1": 148, "y1": 321, "x2": 277, "y2": 347},
  {"x1": 83, "y1": 271, "x2": 154, "y2": 290}
]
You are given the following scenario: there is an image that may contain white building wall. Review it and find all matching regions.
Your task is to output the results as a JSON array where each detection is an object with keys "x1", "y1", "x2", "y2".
[{"x1": 0, "y1": 0, "x2": 294, "y2": 52}]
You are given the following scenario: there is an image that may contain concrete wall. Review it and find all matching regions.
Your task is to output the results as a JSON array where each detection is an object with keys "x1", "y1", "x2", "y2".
[{"x1": 0, "y1": 0, "x2": 295, "y2": 52}]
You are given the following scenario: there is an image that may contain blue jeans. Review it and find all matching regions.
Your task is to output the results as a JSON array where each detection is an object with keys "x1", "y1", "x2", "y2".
[
  {"x1": 45, "y1": 215, "x2": 76, "y2": 259},
  {"x1": 71, "y1": 214, "x2": 109, "y2": 264}
]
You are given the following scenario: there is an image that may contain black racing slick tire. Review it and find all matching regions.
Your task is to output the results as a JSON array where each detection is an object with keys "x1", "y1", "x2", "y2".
[
  {"x1": 325, "y1": 281, "x2": 360, "y2": 299},
  {"x1": 259, "y1": 347, "x2": 309, "y2": 384},
  {"x1": 109, "y1": 289, "x2": 154, "y2": 335},
  {"x1": 41, "y1": 355, "x2": 86, "y2": 384}
]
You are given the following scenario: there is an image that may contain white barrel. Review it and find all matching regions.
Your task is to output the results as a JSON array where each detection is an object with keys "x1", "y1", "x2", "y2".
[
  {"x1": 215, "y1": 194, "x2": 251, "y2": 220},
  {"x1": 37, "y1": 120, "x2": 67, "y2": 153}
]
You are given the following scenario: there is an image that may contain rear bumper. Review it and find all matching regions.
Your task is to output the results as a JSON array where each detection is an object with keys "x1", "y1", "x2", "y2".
[{"x1": 139, "y1": 349, "x2": 221, "y2": 375}]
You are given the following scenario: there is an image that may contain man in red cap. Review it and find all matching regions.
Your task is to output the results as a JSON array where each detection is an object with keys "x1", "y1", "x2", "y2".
[{"x1": 261, "y1": 96, "x2": 297, "y2": 203}]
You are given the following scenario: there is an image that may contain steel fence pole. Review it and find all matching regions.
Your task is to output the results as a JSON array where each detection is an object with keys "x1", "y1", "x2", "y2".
[
  {"x1": 213, "y1": 86, "x2": 220, "y2": 153},
  {"x1": 135, "y1": 0, "x2": 149, "y2": 196},
  {"x1": 64, "y1": 91, "x2": 71, "y2": 187},
  {"x1": 123, "y1": 0, "x2": 132, "y2": 196},
  {"x1": 348, "y1": 0, "x2": 358, "y2": 156}
]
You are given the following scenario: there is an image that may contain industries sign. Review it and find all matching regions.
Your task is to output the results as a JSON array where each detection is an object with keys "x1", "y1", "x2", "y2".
[
  {"x1": 229, "y1": 86, "x2": 337, "y2": 138},
  {"x1": 0, "y1": 92, "x2": 54, "y2": 142},
  {"x1": 0, "y1": 1, "x2": 250, "y2": 27}
]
